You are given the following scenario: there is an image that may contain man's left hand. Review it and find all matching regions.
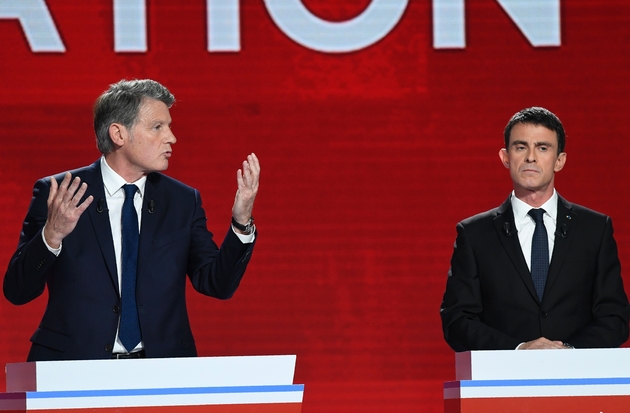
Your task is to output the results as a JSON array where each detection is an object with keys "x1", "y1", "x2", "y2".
[{"x1": 232, "y1": 153, "x2": 260, "y2": 228}]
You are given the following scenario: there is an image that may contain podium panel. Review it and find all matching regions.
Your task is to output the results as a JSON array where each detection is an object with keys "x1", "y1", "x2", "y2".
[
  {"x1": 445, "y1": 395, "x2": 630, "y2": 413},
  {"x1": 6, "y1": 355, "x2": 297, "y2": 392},
  {"x1": 0, "y1": 356, "x2": 303, "y2": 412},
  {"x1": 454, "y1": 348, "x2": 630, "y2": 380},
  {"x1": 445, "y1": 349, "x2": 630, "y2": 413}
]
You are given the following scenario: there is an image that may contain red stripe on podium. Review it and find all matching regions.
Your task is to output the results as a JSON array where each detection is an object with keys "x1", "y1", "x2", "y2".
[
  {"x1": 446, "y1": 396, "x2": 630, "y2": 413},
  {"x1": 0, "y1": 403, "x2": 302, "y2": 413}
]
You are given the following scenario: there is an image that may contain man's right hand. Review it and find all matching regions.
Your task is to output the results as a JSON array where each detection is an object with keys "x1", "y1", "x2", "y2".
[
  {"x1": 43, "y1": 172, "x2": 94, "y2": 248},
  {"x1": 518, "y1": 337, "x2": 569, "y2": 350}
]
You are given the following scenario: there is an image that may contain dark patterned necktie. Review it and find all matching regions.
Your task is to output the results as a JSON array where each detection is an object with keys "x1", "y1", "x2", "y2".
[
  {"x1": 528, "y1": 208, "x2": 549, "y2": 301},
  {"x1": 119, "y1": 184, "x2": 141, "y2": 351}
]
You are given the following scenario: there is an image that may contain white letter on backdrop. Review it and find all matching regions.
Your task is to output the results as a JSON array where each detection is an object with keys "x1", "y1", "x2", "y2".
[
  {"x1": 0, "y1": 0, "x2": 65, "y2": 52},
  {"x1": 433, "y1": 0, "x2": 560, "y2": 49},
  {"x1": 207, "y1": 0, "x2": 240, "y2": 51},
  {"x1": 114, "y1": 0, "x2": 146, "y2": 52},
  {"x1": 264, "y1": 0, "x2": 408, "y2": 53}
]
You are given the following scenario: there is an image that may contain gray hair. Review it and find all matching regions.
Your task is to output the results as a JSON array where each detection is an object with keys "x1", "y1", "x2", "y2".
[{"x1": 93, "y1": 79, "x2": 175, "y2": 154}]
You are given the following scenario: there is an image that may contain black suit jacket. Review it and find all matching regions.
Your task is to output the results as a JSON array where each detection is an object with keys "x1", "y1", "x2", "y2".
[
  {"x1": 4, "y1": 160, "x2": 255, "y2": 361},
  {"x1": 440, "y1": 195, "x2": 630, "y2": 351}
]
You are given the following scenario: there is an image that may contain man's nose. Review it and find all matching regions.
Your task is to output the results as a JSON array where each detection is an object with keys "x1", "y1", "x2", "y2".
[
  {"x1": 166, "y1": 127, "x2": 176, "y2": 144},
  {"x1": 525, "y1": 148, "x2": 536, "y2": 162}
]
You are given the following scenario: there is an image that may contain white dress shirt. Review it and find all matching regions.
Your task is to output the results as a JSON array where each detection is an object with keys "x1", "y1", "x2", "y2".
[
  {"x1": 511, "y1": 189, "x2": 558, "y2": 271},
  {"x1": 101, "y1": 157, "x2": 147, "y2": 353},
  {"x1": 511, "y1": 190, "x2": 559, "y2": 349}
]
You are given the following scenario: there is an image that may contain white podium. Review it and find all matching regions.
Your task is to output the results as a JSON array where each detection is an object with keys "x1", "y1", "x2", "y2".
[
  {"x1": 0, "y1": 355, "x2": 303, "y2": 412},
  {"x1": 444, "y1": 349, "x2": 630, "y2": 412}
]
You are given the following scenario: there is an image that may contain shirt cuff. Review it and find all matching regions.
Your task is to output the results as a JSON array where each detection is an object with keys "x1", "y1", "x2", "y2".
[
  {"x1": 231, "y1": 225, "x2": 256, "y2": 244},
  {"x1": 41, "y1": 226, "x2": 62, "y2": 256}
]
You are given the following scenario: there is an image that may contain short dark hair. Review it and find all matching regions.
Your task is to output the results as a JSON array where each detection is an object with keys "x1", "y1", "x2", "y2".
[
  {"x1": 93, "y1": 79, "x2": 175, "y2": 154},
  {"x1": 503, "y1": 107, "x2": 566, "y2": 154}
]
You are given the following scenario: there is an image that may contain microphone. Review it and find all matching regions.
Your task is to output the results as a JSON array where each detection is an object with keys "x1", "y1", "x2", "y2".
[
  {"x1": 502, "y1": 222, "x2": 513, "y2": 237},
  {"x1": 148, "y1": 200, "x2": 155, "y2": 214},
  {"x1": 555, "y1": 224, "x2": 568, "y2": 238},
  {"x1": 96, "y1": 199, "x2": 104, "y2": 213}
]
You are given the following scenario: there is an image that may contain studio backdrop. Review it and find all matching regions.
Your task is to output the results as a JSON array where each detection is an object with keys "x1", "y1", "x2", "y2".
[{"x1": 1, "y1": 1, "x2": 629, "y2": 411}]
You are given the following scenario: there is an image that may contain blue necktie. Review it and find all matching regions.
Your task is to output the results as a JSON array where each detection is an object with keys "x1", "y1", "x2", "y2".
[
  {"x1": 119, "y1": 184, "x2": 141, "y2": 352},
  {"x1": 528, "y1": 208, "x2": 549, "y2": 301}
]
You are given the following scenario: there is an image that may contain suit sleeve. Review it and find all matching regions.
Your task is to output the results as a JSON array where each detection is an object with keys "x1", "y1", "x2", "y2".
[
  {"x1": 440, "y1": 222, "x2": 522, "y2": 351},
  {"x1": 565, "y1": 217, "x2": 630, "y2": 348},
  {"x1": 4, "y1": 178, "x2": 58, "y2": 305},
  {"x1": 185, "y1": 189, "x2": 255, "y2": 299}
]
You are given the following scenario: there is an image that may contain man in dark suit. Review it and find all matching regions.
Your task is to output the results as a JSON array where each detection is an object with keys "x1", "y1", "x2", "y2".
[
  {"x1": 4, "y1": 79, "x2": 260, "y2": 361},
  {"x1": 440, "y1": 107, "x2": 629, "y2": 351}
]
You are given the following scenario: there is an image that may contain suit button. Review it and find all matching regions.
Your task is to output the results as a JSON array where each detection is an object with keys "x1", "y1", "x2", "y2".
[
  {"x1": 540, "y1": 311, "x2": 548, "y2": 318},
  {"x1": 105, "y1": 344, "x2": 113, "y2": 352},
  {"x1": 113, "y1": 305, "x2": 120, "y2": 313}
]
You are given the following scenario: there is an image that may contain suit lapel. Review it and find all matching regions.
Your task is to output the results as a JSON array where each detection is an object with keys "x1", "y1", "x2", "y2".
[
  {"x1": 493, "y1": 197, "x2": 540, "y2": 303},
  {"x1": 137, "y1": 173, "x2": 163, "y2": 277},
  {"x1": 544, "y1": 195, "x2": 577, "y2": 297},
  {"x1": 84, "y1": 160, "x2": 119, "y2": 293}
]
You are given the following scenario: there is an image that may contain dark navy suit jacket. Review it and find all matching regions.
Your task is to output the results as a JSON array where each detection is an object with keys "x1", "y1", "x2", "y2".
[
  {"x1": 4, "y1": 160, "x2": 255, "y2": 361},
  {"x1": 441, "y1": 196, "x2": 629, "y2": 351}
]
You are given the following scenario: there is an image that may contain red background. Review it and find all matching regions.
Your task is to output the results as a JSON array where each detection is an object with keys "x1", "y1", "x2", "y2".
[{"x1": 1, "y1": 1, "x2": 630, "y2": 411}]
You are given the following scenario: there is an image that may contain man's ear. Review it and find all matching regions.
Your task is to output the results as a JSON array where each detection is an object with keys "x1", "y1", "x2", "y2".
[
  {"x1": 109, "y1": 123, "x2": 126, "y2": 148},
  {"x1": 554, "y1": 152, "x2": 567, "y2": 172},
  {"x1": 498, "y1": 148, "x2": 510, "y2": 168}
]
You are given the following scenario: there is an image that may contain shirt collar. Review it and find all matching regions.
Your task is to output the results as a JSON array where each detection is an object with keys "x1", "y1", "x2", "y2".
[
  {"x1": 511, "y1": 189, "x2": 558, "y2": 224},
  {"x1": 100, "y1": 156, "x2": 147, "y2": 197}
]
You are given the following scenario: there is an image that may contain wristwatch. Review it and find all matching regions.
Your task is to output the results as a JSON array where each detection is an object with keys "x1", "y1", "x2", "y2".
[{"x1": 232, "y1": 216, "x2": 255, "y2": 235}]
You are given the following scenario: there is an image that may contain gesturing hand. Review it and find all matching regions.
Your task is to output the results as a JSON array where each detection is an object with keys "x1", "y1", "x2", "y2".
[
  {"x1": 232, "y1": 153, "x2": 260, "y2": 227},
  {"x1": 43, "y1": 172, "x2": 94, "y2": 248}
]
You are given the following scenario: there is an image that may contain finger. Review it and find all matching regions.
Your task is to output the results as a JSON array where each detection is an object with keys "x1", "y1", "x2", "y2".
[
  {"x1": 248, "y1": 153, "x2": 261, "y2": 175},
  {"x1": 56, "y1": 173, "x2": 73, "y2": 201},
  {"x1": 75, "y1": 195, "x2": 94, "y2": 214},
  {"x1": 63, "y1": 177, "x2": 82, "y2": 203},
  {"x1": 47, "y1": 176, "x2": 59, "y2": 207},
  {"x1": 247, "y1": 155, "x2": 260, "y2": 188},
  {"x1": 236, "y1": 168, "x2": 245, "y2": 189},
  {"x1": 60, "y1": 172, "x2": 73, "y2": 190},
  {"x1": 244, "y1": 156, "x2": 259, "y2": 181},
  {"x1": 71, "y1": 182, "x2": 89, "y2": 206},
  {"x1": 241, "y1": 160, "x2": 252, "y2": 185}
]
